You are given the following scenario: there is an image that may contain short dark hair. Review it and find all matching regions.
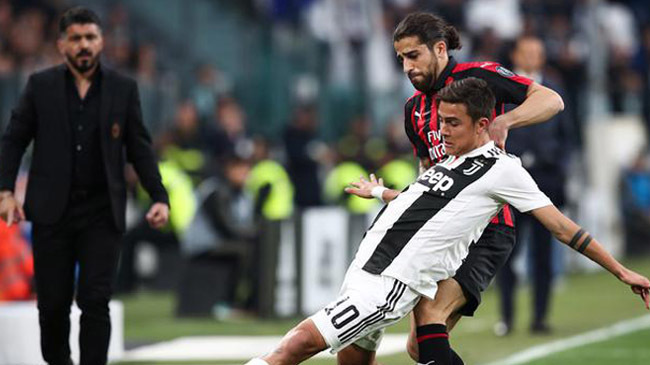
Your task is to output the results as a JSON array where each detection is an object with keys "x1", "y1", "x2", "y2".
[
  {"x1": 436, "y1": 78, "x2": 495, "y2": 122},
  {"x1": 393, "y1": 12, "x2": 461, "y2": 51},
  {"x1": 59, "y1": 7, "x2": 101, "y2": 35}
]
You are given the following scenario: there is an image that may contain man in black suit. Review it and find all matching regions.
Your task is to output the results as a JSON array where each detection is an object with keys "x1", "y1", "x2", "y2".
[
  {"x1": 0, "y1": 7, "x2": 169, "y2": 365},
  {"x1": 495, "y1": 35, "x2": 574, "y2": 336}
]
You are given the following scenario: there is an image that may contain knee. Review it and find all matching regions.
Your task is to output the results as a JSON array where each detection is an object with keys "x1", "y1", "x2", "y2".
[
  {"x1": 267, "y1": 321, "x2": 325, "y2": 363},
  {"x1": 337, "y1": 344, "x2": 376, "y2": 365},
  {"x1": 76, "y1": 291, "x2": 110, "y2": 315}
]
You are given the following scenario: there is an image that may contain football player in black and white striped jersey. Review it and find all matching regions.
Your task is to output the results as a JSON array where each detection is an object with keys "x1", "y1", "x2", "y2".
[{"x1": 245, "y1": 78, "x2": 649, "y2": 365}]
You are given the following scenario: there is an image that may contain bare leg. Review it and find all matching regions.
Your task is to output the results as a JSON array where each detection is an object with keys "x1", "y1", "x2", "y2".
[
  {"x1": 261, "y1": 318, "x2": 328, "y2": 365},
  {"x1": 337, "y1": 344, "x2": 378, "y2": 365},
  {"x1": 406, "y1": 279, "x2": 467, "y2": 361}
]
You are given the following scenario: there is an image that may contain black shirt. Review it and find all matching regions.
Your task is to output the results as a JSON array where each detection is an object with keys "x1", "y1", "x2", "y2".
[{"x1": 65, "y1": 66, "x2": 107, "y2": 192}]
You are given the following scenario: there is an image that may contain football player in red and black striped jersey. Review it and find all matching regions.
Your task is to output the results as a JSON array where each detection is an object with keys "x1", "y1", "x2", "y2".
[
  {"x1": 339, "y1": 12, "x2": 565, "y2": 365},
  {"x1": 396, "y1": 12, "x2": 564, "y2": 364}
]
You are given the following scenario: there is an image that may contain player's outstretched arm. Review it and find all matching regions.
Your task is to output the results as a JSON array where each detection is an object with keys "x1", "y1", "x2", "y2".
[
  {"x1": 531, "y1": 205, "x2": 650, "y2": 309},
  {"x1": 344, "y1": 174, "x2": 400, "y2": 203},
  {"x1": 490, "y1": 82, "x2": 564, "y2": 149}
]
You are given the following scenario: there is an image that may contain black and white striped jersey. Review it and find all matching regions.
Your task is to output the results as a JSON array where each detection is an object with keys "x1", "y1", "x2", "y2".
[{"x1": 353, "y1": 141, "x2": 552, "y2": 299}]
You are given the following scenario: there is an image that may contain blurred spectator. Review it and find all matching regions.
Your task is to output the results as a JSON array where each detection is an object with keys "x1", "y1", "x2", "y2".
[
  {"x1": 158, "y1": 100, "x2": 208, "y2": 183},
  {"x1": 283, "y1": 104, "x2": 328, "y2": 207},
  {"x1": 621, "y1": 149, "x2": 650, "y2": 256},
  {"x1": 337, "y1": 114, "x2": 386, "y2": 172},
  {"x1": 117, "y1": 160, "x2": 196, "y2": 293},
  {"x1": 206, "y1": 96, "x2": 253, "y2": 165},
  {"x1": 543, "y1": 12, "x2": 588, "y2": 146},
  {"x1": 635, "y1": 24, "x2": 650, "y2": 138},
  {"x1": 496, "y1": 35, "x2": 574, "y2": 336},
  {"x1": 179, "y1": 155, "x2": 258, "y2": 315},
  {"x1": 383, "y1": 117, "x2": 414, "y2": 161},
  {"x1": 190, "y1": 63, "x2": 231, "y2": 120},
  {"x1": 324, "y1": 160, "x2": 378, "y2": 214},
  {"x1": 246, "y1": 137, "x2": 294, "y2": 221}
]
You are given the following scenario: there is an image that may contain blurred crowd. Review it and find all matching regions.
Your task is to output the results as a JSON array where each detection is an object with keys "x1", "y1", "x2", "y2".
[{"x1": 1, "y1": 0, "x2": 650, "y2": 318}]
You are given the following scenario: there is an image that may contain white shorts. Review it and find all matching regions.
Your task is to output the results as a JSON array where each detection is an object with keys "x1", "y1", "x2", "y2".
[{"x1": 310, "y1": 265, "x2": 421, "y2": 353}]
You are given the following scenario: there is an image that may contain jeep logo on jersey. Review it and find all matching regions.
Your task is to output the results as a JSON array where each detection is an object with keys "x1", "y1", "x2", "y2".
[{"x1": 419, "y1": 169, "x2": 455, "y2": 192}]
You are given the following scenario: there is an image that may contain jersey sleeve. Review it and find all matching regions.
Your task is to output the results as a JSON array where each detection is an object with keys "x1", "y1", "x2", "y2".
[
  {"x1": 491, "y1": 159, "x2": 553, "y2": 213},
  {"x1": 403, "y1": 95, "x2": 429, "y2": 159},
  {"x1": 467, "y1": 64, "x2": 532, "y2": 105}
]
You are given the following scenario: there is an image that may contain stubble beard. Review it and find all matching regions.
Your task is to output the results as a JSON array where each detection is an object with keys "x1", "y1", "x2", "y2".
[
  {"x1": 66, "y1": 52, "x2": 98, "y2": 74},
  {"x1": 410, "y1": 61, "x2": 438, "y2": 93}
]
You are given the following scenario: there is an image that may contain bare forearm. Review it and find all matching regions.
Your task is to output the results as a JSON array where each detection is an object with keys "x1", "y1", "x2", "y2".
[
  {"x1": 536, "y1": 206, "x2": 624, "y2": 279},
  {"x1": 504, "y1": 84, "x2": 564, "y2": 129}
]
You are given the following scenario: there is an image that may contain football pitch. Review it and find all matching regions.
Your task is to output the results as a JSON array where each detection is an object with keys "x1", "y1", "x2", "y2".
[{"x1": 117, "y1": 256, "x2": 650, "y2": 365}]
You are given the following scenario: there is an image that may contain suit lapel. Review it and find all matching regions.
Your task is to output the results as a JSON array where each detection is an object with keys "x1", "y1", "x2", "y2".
[
  {"x1": 99, "y1": 67, "x2": 113, "y2": 164},
  {"x1": 54, "y1": 64, "x2": 70, "y2": 147}
]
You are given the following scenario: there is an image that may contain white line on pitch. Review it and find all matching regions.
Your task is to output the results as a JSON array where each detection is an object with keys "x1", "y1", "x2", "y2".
[{"x1": 482, "y1": 315, "x2": 650, "y2": 365}]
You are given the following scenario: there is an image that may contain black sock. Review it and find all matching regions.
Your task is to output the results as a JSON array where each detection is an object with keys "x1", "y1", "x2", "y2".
[
  {"x1": 451, "y1": 348, "x2": 464, "y2": 365},
  {"x1": 417, "y1": 324, "x2": 451, "y2": 365}
]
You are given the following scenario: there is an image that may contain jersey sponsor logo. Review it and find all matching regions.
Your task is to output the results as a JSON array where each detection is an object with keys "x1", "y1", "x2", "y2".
[
  {"x1": 426, "y1": 130, "x2": 446, "y2": 161},
  {"x1": 363, "y1": 156, "x2": 498, "y2": 275},
  {"x1": 418, "y1": 169, "x2": 455, "y2": 192},
  {"x1": 496, "y1": 66, "x2": 516, "y2": 78}
]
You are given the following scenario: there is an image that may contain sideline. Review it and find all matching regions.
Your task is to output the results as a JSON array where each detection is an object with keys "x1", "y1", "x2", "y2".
[
  {"x1": 121, "y1": 333, "x2": 409, "y2": 361},
  {"x1": 482, "y1": 315, "x2": 650, "y2": 365}
]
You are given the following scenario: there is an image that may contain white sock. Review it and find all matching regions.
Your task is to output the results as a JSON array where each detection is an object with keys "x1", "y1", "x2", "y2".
[{"x1": 245, "y1": 359, "x2": 270, "y2": 365}]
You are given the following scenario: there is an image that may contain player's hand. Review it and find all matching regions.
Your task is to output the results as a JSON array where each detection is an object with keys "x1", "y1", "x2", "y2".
[
  {"x1": 488, "y1": 115, "x2": 509, "y2": 150},
  {"x1": 618, "y1": 268, "x2": 650, "y2": 309},
  {"x1": 146, "y1": 202, "x2": 169, "y2": 229},
  {"x1": 344, "y1": 174, "x2": 384, "y2": 199},
  {"x1": 0, "y1": 191, "x2": 25, "y2": 227}
]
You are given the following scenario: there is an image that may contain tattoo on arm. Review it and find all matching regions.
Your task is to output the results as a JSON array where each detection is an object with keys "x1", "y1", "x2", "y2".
[
  {"x1": 568, "y1": 228, "x2": 593, "y2": 253},
  {"x1": 568, "y1": 228, "x2": 585, "y2": 249},
  {"x1": 577, "y1": 235, "x2": 593, "y2": 253}
]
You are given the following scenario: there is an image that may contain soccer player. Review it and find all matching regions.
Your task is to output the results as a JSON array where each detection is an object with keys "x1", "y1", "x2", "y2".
[
  {"x1": 245, "y1": 78, "x2": 650, "y2": 365},
  {"x1": 390, "y1": 12, "x2": 564, "y2": 363}
]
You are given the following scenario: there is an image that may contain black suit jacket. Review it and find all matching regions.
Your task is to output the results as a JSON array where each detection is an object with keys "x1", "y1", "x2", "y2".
[{"x1": 0, "y1": 64, "x2": 168, "y2": 232}]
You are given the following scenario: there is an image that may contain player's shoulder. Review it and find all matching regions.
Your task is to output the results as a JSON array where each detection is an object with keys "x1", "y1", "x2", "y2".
[
  {"x1": 452, "y1": 61, "x2": 511, "y2": 76},
  {"x1": 405, "y1": 90, "x2": 423, "y2": 105},
  {"x1": 452, "y1": 61, "x2": 533, "y2": 87},
  {"x1": 480, "y1": 145, "x2": 521, "y2": 164}
]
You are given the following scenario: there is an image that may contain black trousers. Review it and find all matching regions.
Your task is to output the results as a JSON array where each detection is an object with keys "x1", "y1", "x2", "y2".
[
  {"x1": 497, "y1": 210, "x2": 553, "y2": 326},
  {"x1": 32, "y1": 191, "x2": 122, "y2": 365}
]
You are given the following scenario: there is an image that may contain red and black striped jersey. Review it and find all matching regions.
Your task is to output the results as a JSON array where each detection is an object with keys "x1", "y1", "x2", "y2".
[{"x1": 404, "y1": 56, "x2": 532, "y2": 227}]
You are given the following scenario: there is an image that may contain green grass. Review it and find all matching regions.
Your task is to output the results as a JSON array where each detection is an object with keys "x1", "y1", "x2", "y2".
[
  {"x1": 528, "y1": 328, "x2": 650, "y2": 365},
  {"x1": 116, "y1": 256, "x2": 650, "y2": 364}
]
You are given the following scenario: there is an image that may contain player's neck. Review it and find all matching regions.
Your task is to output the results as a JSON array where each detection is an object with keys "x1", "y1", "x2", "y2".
[
  {"x1": 427, "y1": 55, "x2": 449, "y2": 93},
  {"x1": 455, "y1": 135, "x2": 491, "y2": 157},
  {"x1": 436, "y1": 56, "x2": 449, "y2": 80}
]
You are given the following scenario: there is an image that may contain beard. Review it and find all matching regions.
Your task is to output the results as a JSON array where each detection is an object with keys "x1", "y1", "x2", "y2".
[
  {"x1": 409, "y1": 61, "x2": 439, "y2": 92},
  {"x1": 409, "y1": 72, "x2": 435, "y2": 92},
  {"x1": 66, "y1": 51, "x2": 98, "y2": 73}
]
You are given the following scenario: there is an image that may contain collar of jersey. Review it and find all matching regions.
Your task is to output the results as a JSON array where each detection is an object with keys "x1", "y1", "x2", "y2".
[
  {"x1": 457, "y1": 140, "x2": 495, "y2": 159},
  {"x1": 432, "y1": 56, "x2": 457, "y2": 92}
]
